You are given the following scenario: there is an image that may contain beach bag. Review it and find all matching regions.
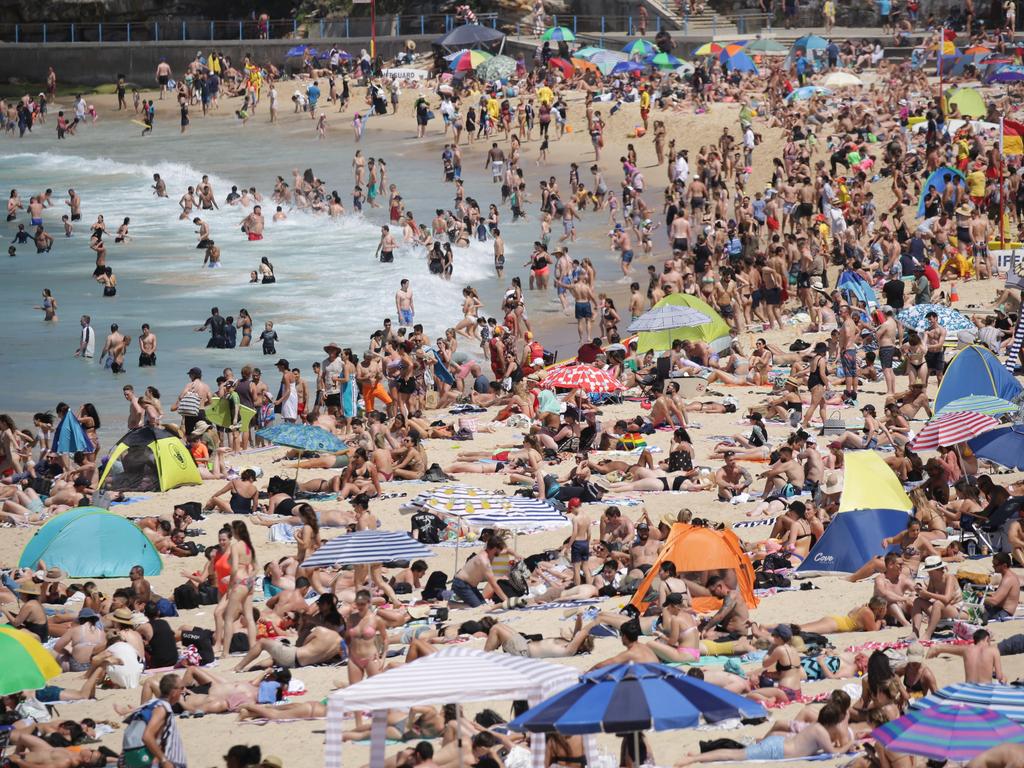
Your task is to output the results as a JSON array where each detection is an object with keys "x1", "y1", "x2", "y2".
[
  {"x1": 177, "y1": 390, "x2": 202, "y2": 418},
  {"x1": 120, "y1": 701, "x2": 160, "y2": 768},
  {"x1": 508, "y1": 561, "x2": 531, "y2": 595},
  {"x1": 821, "y1": 410, "x2": 846, "y2": 436},
  {"x1": 173, "y1": 583, "x2": 200, "y2": 611},
  {"x1": 421, "y1": 463, "x2": 454, "y2": 483}
]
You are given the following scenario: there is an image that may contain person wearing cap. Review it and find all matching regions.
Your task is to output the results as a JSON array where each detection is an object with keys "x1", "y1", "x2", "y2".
[
  {"x1": 3, "y1": 580, "x2": 48, "y2": 641},
  {"x1": 172, "y1": 366, "x2": 212, "y2": 435},
  {"x1": 910, "y1": 555, "x2": 965, "y2": 640},
  {"x1": 900, "y1": 642, "x2": 938, "y2": 697},
  {"x1": 53, "y1": 607, "x2": 107, "y2": 672},
  {"x1": 746, "y1": 623, "x2": 805, "y2": 705}
]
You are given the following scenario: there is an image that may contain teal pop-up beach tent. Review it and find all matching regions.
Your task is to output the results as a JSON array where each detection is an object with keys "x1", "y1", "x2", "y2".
[{"x1": 19, "y1": 507, "x2": 162, "y2": 577}]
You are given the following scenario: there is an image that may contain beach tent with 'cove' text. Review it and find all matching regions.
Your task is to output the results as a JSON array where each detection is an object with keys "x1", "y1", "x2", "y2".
[
  {"x1": 796, "y1": 452, "x2": 911, "y2": 577},
  {"x1": 934, "y1": 344, "x2": 1022, "y2": 414}
]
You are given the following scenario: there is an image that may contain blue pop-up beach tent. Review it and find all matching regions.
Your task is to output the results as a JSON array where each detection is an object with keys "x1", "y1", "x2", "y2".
[
  {"x1": 837, "y1": 269, "x2": 877, "y2": 307},
  {"x1": 19, "y1": 507, "x2": 162, "y2": 577},
  {"x1": 935, "y1": 345, "x2": 1022, "y2": 414},
  {"x1": 917, "y1": 165, "x2": 966, "y2": 217},
  {"x1": 796, "y1": 452, "x2": 912, "y2": 577},
  {"x1": 53, "y1": 411, "x2": 93, "y2": 455}
]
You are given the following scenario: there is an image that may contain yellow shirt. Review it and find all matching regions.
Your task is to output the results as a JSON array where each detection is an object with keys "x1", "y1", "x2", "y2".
[
  {"x1": 537, "y1": 85, "x2": 554, "y2": 105},
  {"x1": 640, "y1": 90, "x2": 650, "y2": 110},
  {"x1": 955, "y1": 139, "x2": 970, "y2": 160},
  {"x1": 486, "y1": 97, "x2": 500, "y2": 119},
  {"x1": 967, "y1": 169, "x2": 986, "y2": 197}
]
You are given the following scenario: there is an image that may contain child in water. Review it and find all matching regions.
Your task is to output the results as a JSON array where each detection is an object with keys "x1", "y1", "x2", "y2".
[{"x1": 260, "y1": 321, "x2": 278, "y2": 355}]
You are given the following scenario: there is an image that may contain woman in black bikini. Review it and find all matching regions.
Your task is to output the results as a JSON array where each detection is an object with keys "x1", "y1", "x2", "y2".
[
  {"x1": 3, "y1": 581, "x2": 49, "y2": 642},
  {"x1": 800, "y1": 342, "x2": 829, "y2": 429}
]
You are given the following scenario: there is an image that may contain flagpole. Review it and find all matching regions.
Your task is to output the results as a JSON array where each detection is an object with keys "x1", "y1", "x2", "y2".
[
  {"x1": 1001, "y1": 116, "x2": 1007, "y2": 247},
  {"x1": 938, "y1": 26, "x2": 944, "y2": 115}
]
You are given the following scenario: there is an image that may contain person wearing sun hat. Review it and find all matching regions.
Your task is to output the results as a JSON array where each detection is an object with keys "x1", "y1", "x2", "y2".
[
  {"x1": 911, "y1": 555, "x2": 964, "y2": 641},
  {"x1": 3, "y1": 579, "x2": 49, "y2": 641}
]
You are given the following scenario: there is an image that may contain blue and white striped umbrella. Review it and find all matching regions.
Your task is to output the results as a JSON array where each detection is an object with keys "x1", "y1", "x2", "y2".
[
  {"x1": 301, "y1": 530, "x2": 435, "y2": 568},
  {"x1": 912, "y1": 683, "x2": 1024, "y2": 722},
  {"x1": 897, "y1": 304, "x2": 974, "y2": 332},
  {"x1": 466, "y1": 504, "x2": 569, "y2": 531},
  {"x1": 937, "y1": 395, "x2": 1018, "y2": 417},
  {"x1": 627, "y1": 304, "x2": 711, "y2": 334}
]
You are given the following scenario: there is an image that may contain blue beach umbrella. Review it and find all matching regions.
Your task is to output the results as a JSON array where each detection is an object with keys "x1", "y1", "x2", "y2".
[
  {"x1": 255, "y1": 423, "x2": 346, "y2": 453},
  {"x1": 791, "y1": 34, "x2": 829, "y2": 53},
  {"x1": 986, "y1": 64, "x2": 1024, "y2": 83},
  {"x1": 53, "y1": 411, "x2": 94, "y2": 455},
  {"x1": 896, "y1": 304, "x2": 973, "y2": 333},
  {"x1": 611, "y1": 60, "x2": 646, "y2": 75},
  {"x1": 721, "y1": 51, "x2": 759, "y2": 74},
  {"x1": 968, "y1": 426, "x2": 1024, "y2": 470},
  {"x1": 508, "y1": 662, "x2": 765, "y2": 735},
  {"x1": 541, "y1": 26, "x2": 576, "y2": 42}
]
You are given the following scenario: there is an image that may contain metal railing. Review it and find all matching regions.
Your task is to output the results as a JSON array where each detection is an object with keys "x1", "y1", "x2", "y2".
[{"x1": 0, "y1": 12, "x2": 497, "y2": 44}]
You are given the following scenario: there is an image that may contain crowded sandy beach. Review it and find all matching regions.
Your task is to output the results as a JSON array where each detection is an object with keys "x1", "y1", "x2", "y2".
[{"x1": 4, "y1": 8, "x2": 1024, "y2": 768}]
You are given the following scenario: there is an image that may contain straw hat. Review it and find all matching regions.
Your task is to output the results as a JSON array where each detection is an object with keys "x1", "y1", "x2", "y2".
[
  {"x1": 17, "y1": 581, "x2": 41, "y2": 595},
  {"x1": 906, "y1": 643, "x2": 927, "y2": 662},
  {"x1": 111, "y1": 608, "x2": 135, "y2": 625},
  {"x1": 923, "y1": 555, "x2": 945, "y2": 572},
  {"x1": 955, "y1": 203, "x2": 973, "y2": 217},
  {"x1": 821, "y1": 471, "x2": 843, "y2": 496},
  {"x1": 406, "y1": 605, "x2": 432, "y2": 620},
  {"x1": 42, "y1": 567, "x2": 66, "y2": 582},
  {"x1": 323, "y1": 341, "x2": 342, "y2": 354},
  {"x1": 784, "y1": 377, "x2": 801, "y2": 388}
]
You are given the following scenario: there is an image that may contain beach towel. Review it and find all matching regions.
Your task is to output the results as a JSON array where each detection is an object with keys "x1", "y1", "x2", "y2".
[
  {"x1": 696, "y1": 752, "x2": 859, "y2": 764},
  {"x1": 110, "y1": 496, "x2": 149, "y2": 507},
  {"x1": 496, "y1": 598, "x2": 604, "y2": 613},
  {"x1": 733, "y1": 518, "x2": 776, "y2": 529}
]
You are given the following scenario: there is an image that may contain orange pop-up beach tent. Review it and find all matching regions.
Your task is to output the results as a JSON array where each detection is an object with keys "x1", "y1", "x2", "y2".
[{"x1": 629, "y1": 524, "x2": 758, "y2": 613}]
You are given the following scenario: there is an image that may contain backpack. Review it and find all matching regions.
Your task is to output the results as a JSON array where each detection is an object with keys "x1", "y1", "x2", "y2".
[
  {"x1": 120, "y1": 701, "x2": 161, "y2": 768},
  {"x1": 172, "y1": 583, "x2": 200, "y2": 611},
  {"x1": 421, "y1": 463, "x2": 454, "y2": 483}
]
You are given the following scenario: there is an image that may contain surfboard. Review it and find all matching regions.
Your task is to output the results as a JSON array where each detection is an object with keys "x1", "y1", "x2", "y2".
[
  {"x1": 131, "y1": 120, "x2": 150, "y2": 128},
  {"x1": 206, "y1": 396, "x2": 256, "y2": 431}
]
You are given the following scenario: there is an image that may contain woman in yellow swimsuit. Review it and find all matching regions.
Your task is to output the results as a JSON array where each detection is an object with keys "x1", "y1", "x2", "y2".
[{"x1": 796, "y1": 596, "x2": 887, "y2": 635}]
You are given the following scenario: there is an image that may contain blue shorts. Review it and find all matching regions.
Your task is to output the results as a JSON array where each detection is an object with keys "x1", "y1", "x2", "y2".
[
  {"x1": 575, "y1": 302, "x2": 593, "y2": 320},
  {"x1": 570, "y1": 540, "x2": 591, "y2": 563},
  {"x1": 399, "y1": 309, "x2": 414, "y2": 325},
  {"x1": 987, "y1": 605, "x2": 1012, "y2": 621},
  {"x1": 36, "y1": 686, "x2": 63, "y2": 703},
  {"x1": 841, "y1": 349, "x2": 858, "y2": 378},
  {"x1": 451, "y1": 577, "x2": 485, "y2": 607},
  {"x1": 746, "y1": 736, "x2": 786, "y2": 761},
  {"x1": 620, "y1": 250, "x2": 634, "y2": 264}
]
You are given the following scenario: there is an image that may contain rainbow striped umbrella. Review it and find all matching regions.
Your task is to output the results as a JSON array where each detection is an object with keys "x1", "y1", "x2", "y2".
[
  {"x1": 692, "y1": 41, "x2": 724, "y2": 56},
  {"x1": 909, "y1": 411, "x2": 1000, "y2": 451},
  {"x1": 0, "y1": 625, "x2": 62, "y2": 695},
  {"x1": 445, "y1": 49, "x2": 493, "y2": 72},
  {"x1": 874, "y1": 704, "x2": 1024, "y2": 762},
  {"x1": 718, "y1": 42, "x2": 747, "y2": 59}
]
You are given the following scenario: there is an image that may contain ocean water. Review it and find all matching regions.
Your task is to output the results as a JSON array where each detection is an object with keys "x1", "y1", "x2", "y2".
[{"x1": 0, "y1": 112, "x2": 609, "y2": 442}]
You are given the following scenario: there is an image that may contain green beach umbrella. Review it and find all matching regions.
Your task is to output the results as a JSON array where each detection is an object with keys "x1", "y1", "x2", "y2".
[
  {"x1": 574, "y1": 46, "x2": 605, "y2": 60},
  {"x1": 623, "y1": 39, "x2": 657, "y2": 56},
  {"x1": 745, "y1": 38, "x2": 788, "y2": 55}
]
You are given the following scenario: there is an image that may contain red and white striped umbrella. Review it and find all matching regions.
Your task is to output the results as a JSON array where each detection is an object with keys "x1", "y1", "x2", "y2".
[
  {"x1": 541, "y1": 364, "x2": 622, "y2": 393},
  {"x1": 909, "y1": 411, "x2": 1000, "y2": 451}
]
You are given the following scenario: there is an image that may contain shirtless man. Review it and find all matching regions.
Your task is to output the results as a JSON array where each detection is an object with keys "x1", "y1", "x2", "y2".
[
  {"x1": 669, "y1": 213, "x2": 691, "y2": 254},
  {"x1": 138, "y1": 324, "x2": 157, "y2": 367},
  {"x1": 793, "y1": 435, "x2": 824, "y2": 492},
  {"x1": 872, "y1": 552, "x2": 915, "y2": 627},
  {"x1": 599, "y1": 506, "x2": 634, "y2": 550},
  {"x1": 451, "y1": 538, "x2": 507, "y2": 607},
  {"x1": 234, "y1": 625, "x2": 343, "y2": 671},
  {"x1": 124, "y1": 385, "x2": 145, "y2": 429},
  {"x1": 838, "y1": 305, "x2": 859, "y2": 403},
  {"x1": 927, "y1": 628, "x2": 1005, "y2": 684},
  {"x1": 193, "y1": 216, "x2": 212, "y2": 248},
  {"x1": 923, "y1": 312, "x2": 947, "y2": 387},
  {"x1": 155, "y1": 60, "x2": 172, "y2": 99},
  {"x1": 65, "y1": 188, "x2": 81, "y2": 222},
  {"x1": 876, "y1": 306, "x2": 899, "y2": 395},
  {"x1": 152, "y1": 173, "x2": 167, "y2": 198},
  {"x1": 395, "y1": 279, "x2": 415, "y2": 326},
  {"x1": 700, "y1": 574, "x2": 749, "y2": 639},
  {"x1": 566, "y1": 502, "x2": 593, "y2": 586},
  {"x1": 589, "y1": 620, "x2": 659, "y2": 670},
  {"x1": 179, "y1": 186, "x2": 197, "y2": 220},
  {"x1": 627, "y1": 523, "x2": 661, "y2": 583},
  {"x1": 241, "y1": 205, "x2": 264, "y2": 241},
  {"x1": 99, "y1": 323, "x2": 124, "y2": 369},
  {"x1": 759, "y1": 446, "x2": 805, "y2": 498},
  {"x1": 564, "y1": 273, "x2": 597, "y2": 342},
  {"x1": 984, "y1": 553, "x2": 1021, "y2": 621},
  {"x1": 197, "y1": 176, "x2": 218, "y2": 209},
  {"x1": 715, "y1": 452, "x2": 752, "y2": 501},
  {"x1": 375, "y1": 225, "x2": 398, "y2": 263},
  {"x1": 485, "y1": 143, "x2": 506, "y2": 183}
]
